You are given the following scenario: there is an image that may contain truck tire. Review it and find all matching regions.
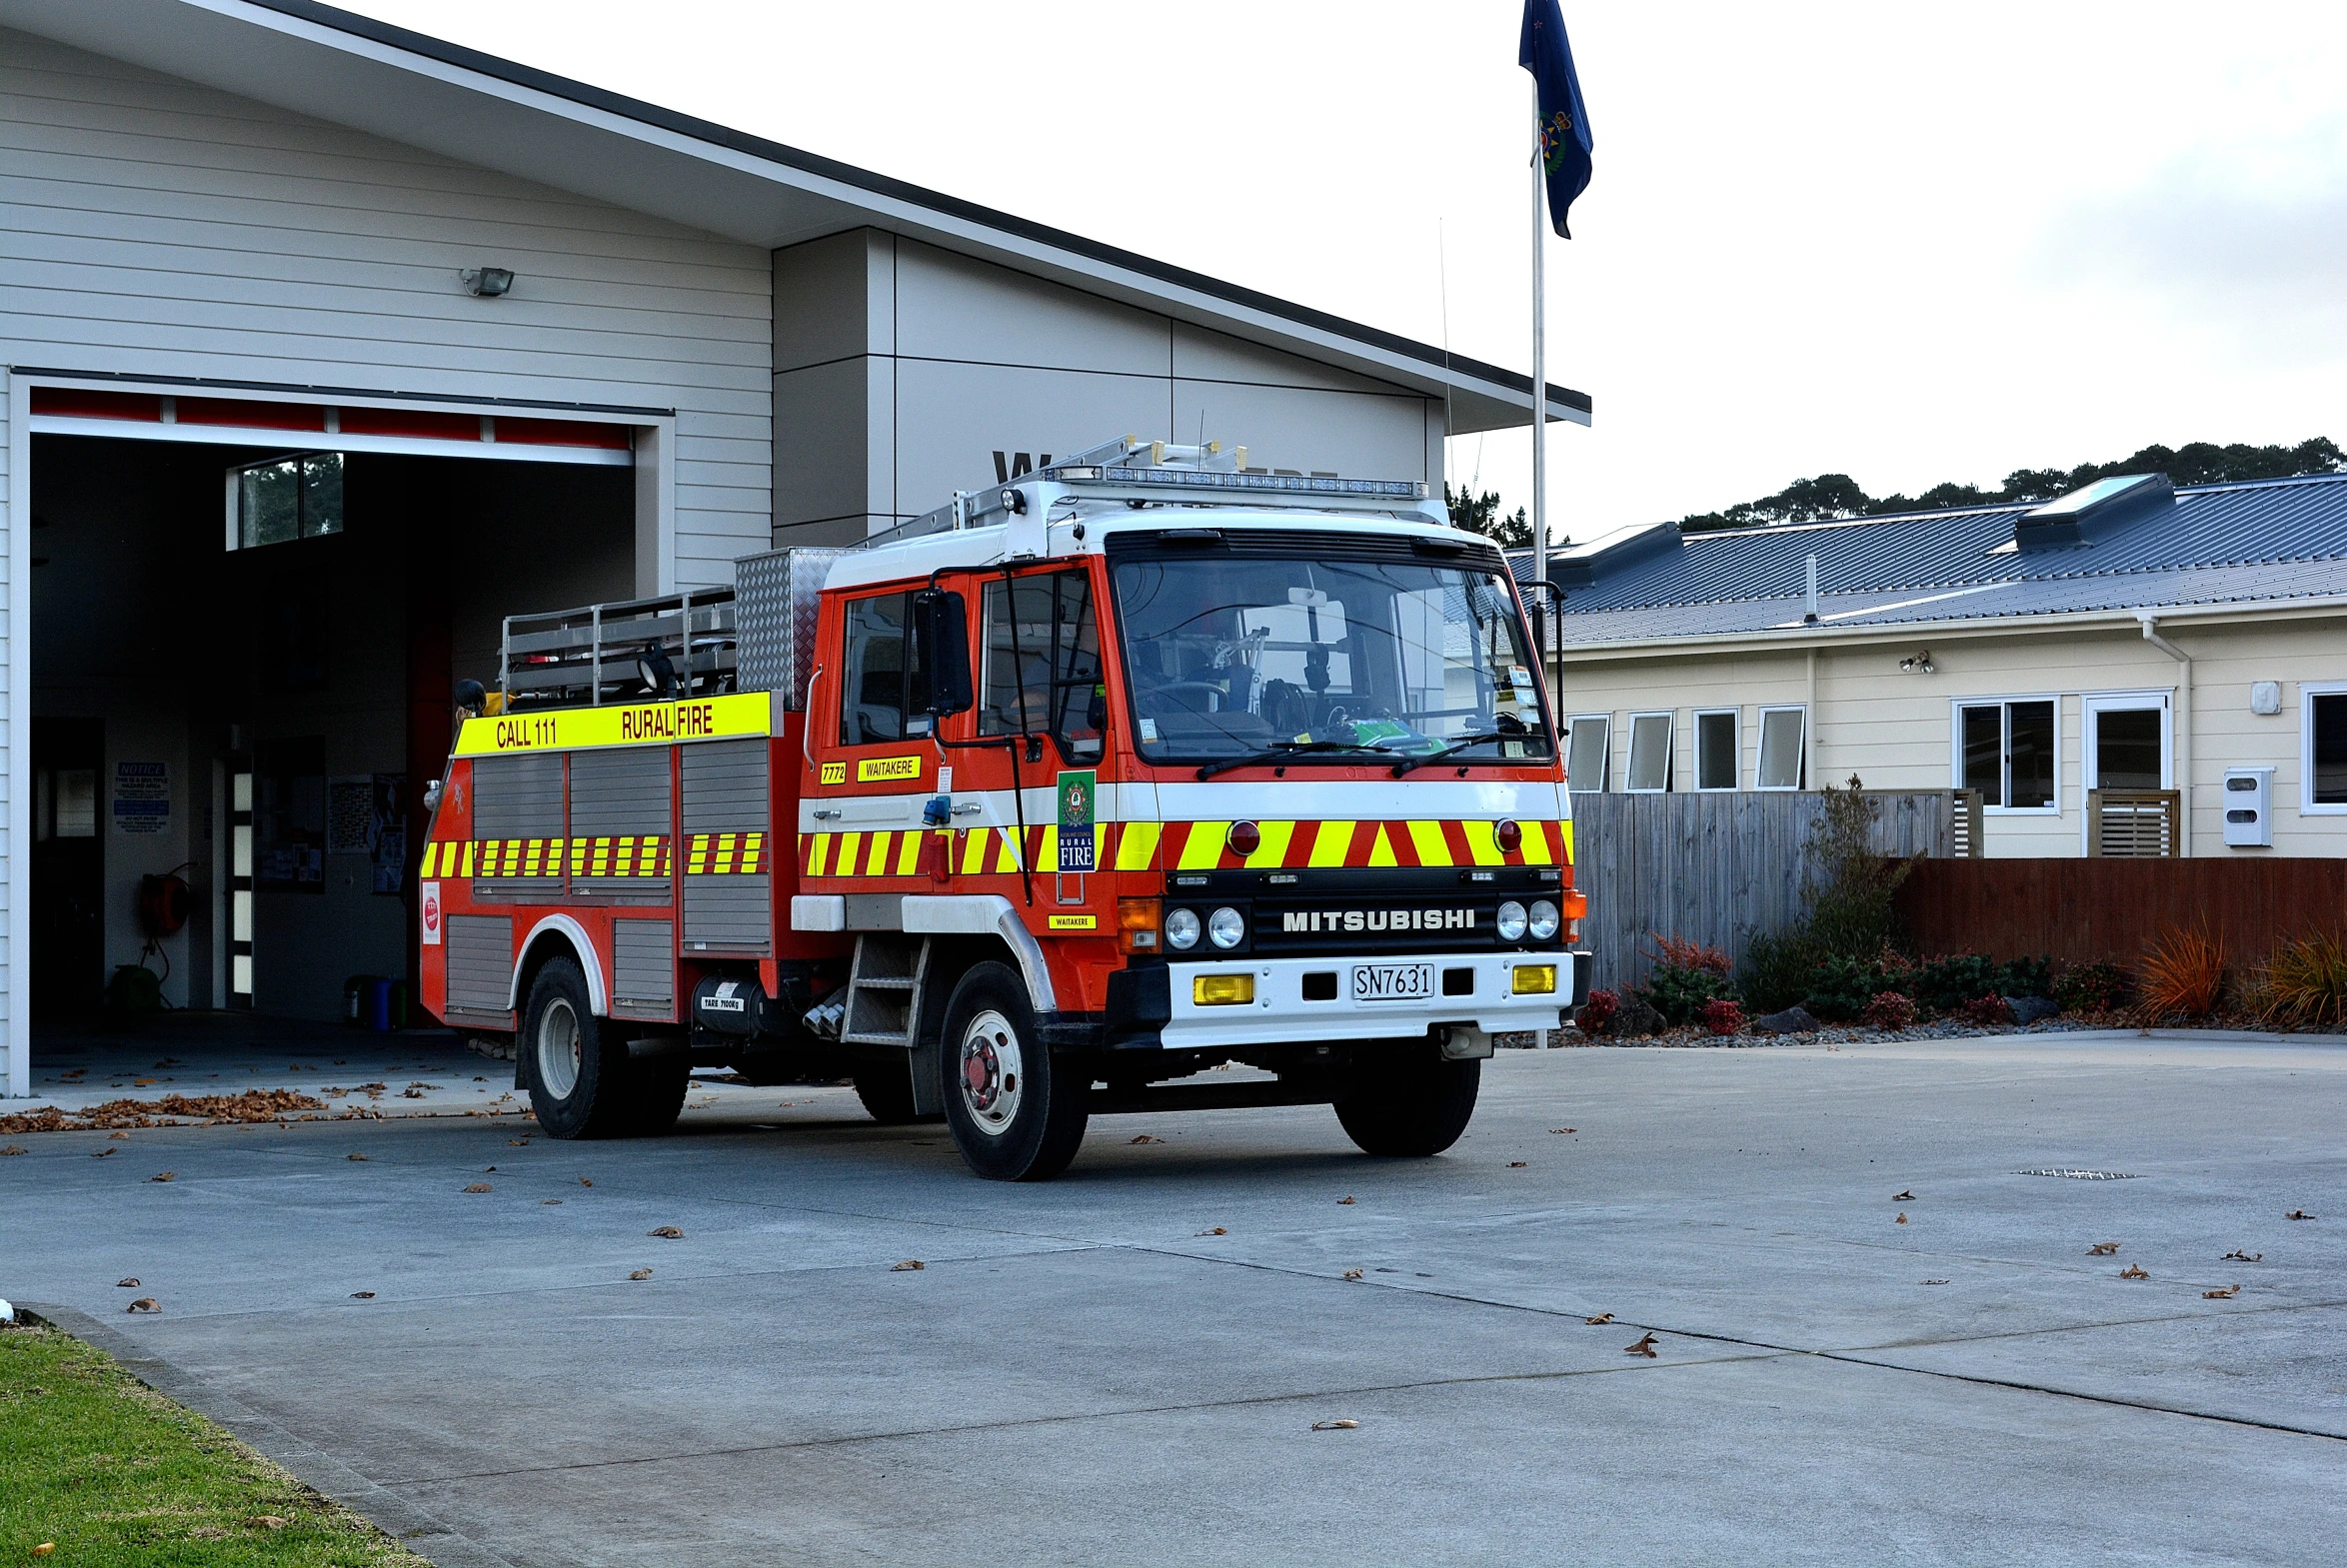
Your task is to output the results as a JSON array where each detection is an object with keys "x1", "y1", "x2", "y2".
[
  {"x1": 939, "y1": 962, "x2": 1089, "y2": 1180},
  {"x1": 1332, "y1": 1050, "x2": 1481, "y2": 1157},
  {"x1": 853, "y1": 1064, "x2": 923, "y2": 1125},
  {"x1": 626, "y1": 1051, "x2": 691, "y2": 1137},
  {"x1": 523, "y1": 957, "x2": 631, "y2": 1139}
]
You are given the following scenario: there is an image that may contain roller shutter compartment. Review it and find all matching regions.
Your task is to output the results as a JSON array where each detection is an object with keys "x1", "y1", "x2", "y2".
[
  {"x1": 472, "y1": 754, "x2": 565, "y2": 901},
  {"x1": 569, "y1": 748, "x2": 674, "y2": 900},
  {"x1": 445, "y1": 914, "x2": 516, "y2": 1017},
  {"x1": 611, "y1": 918, "x2": 678, "y2": 1017},
  {"x1": 682, "y1": 740, "x2": 773, "y2": 955}
]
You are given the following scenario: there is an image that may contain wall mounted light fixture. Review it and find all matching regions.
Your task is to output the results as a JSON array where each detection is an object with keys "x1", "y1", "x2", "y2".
[
  {"x1": 1899, "y1": 651, "x2": 1936, "y2": 675},
  {"x1": 461, "y1": 267, "x2": 515, "y2": 298}
]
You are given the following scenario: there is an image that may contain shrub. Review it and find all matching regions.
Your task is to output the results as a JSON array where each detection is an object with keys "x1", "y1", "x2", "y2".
[
  {"x1": 1700, "y1": 997, "x2": 1745, "y2": 1036},
  {"x1": 1802, "y1": 776, "x2": 1918, "y2": 959},
  {"x1": 1576, "y1": 988, "x2": 1619, "y2": 1035},
  {"x1": 2052, "y1": 960, "x2": 2129, "y2": 1014},
  {"x1": 1997, "y1": 955, "x2": 2054, "y2": 999},
  {"x1": 1634, "y1": 935, "x2": 1736, "y2": 1026},
  {"x1": 1860, "y1": 990, "x2": 1916, "y2": 1030},
  {"x1": 1737, "y1": 928, "x2": 1823, "y2": 1014},
  {"x1": 1803, "y1": 953, "x2": 1878, "y2": 1022},
  {"x1": 1961, "y1": 993, "x2": 2014, "y2": 1026},
  {"x1": 2135, "y1": 923, "x2": 2227, "y2": 1023},
  {"x1": 2259, "y1": 931, "x2": 2347, "y2": 1030},
  {"x1": 1914, "y1": 952, "x2": 2002, "y2": 1014}
]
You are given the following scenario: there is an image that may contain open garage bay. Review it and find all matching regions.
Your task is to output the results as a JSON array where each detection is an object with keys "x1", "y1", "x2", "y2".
[{"x1": 8, "y1": 1034, "x2": 2343, "y2": 1566}]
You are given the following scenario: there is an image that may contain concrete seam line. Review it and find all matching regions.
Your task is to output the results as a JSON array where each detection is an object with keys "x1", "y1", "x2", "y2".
[{"x1": 22, "y1": 1304, "x2": 524, "y2": 1568}]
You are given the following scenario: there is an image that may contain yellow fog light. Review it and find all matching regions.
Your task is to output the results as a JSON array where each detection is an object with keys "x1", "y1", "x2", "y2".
[
  {"x1": 1510, "y1": 964, "x2": 1558, "y2": 995},
  {"x1": 1192, "y1": 973, "x2": 1255, "y2": 1006}
]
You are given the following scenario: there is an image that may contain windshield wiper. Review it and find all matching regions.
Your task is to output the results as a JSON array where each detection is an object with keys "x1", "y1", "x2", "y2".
[
  {"x1": 1193, "y1": 740, "x2": 1398, "y2": 782},
  {"x1": 1388, "y1": 732, "x2": 1529, "y2": 778}
]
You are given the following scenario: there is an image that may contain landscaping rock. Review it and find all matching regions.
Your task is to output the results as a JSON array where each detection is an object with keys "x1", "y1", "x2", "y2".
[
  {"x1": 2005, "y1": 995, "x2": 2060, "y2": 1025},
  {"x1": 1750, "y1": 1005, "x2": 1822, "y2": 1036},
  {"x1": 1612, "y1": 998, "x2": 1666, "y2": 1037}
]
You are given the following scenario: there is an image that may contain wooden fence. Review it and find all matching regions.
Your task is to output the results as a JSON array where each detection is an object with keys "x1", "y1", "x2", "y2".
[
  {"x1": 1572, "y1": 790, "x2": 1952, "y2": 995},
  {"x1": 1894, "y1": 858, "x2": 2347, "y2": 968}
]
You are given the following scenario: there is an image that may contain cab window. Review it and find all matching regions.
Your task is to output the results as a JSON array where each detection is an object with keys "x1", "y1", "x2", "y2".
[
  {"x1": 981, "y1": 572, "x2": 1104, "y2": 763},
  {"x1": 839, "y1": 592, "x2": 934, "y2": 745}
]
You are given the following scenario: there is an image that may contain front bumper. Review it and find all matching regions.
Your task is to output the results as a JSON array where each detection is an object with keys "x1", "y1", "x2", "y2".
[{"x1": 1152, "y1": 949, "x2": 1582, "y2": 1050}]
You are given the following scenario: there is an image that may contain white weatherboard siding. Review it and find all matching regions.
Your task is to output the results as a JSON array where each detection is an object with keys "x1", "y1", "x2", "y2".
[
  {"x1": 0, "y1": 29, "x2": 774, "y2": 1090},
  {"x1": 0, "y1": 27, "x2": 773, "y2": 588},
  {"x1": 775, "y1": 231, "x2": 1439, "y2": 544},
  {"x1": 1549, "y1": 611, "x2": 2347, "y2": 857}
]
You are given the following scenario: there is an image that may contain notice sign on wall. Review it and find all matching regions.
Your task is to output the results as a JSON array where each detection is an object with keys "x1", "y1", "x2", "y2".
[{"x1": 112, "y1": 761, "x2": 170, "y2": 835}]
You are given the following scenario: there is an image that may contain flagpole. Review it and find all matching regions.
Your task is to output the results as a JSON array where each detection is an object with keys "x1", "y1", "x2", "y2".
[{"x1": 1529, "y1": 100, "x2": 1548, "y2": 665}]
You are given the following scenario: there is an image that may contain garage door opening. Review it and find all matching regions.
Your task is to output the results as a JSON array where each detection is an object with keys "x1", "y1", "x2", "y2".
[{"x1": 28, "y1": 428, "x2": 636, "y2": 1085}]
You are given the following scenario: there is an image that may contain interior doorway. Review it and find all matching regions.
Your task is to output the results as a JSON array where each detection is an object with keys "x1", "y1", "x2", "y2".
[{"x1": 31, "y1": 718, "x2": 106, "y2": 1017}]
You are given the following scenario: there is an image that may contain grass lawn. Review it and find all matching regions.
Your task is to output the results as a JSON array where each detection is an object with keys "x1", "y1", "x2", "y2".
[{"x1": 0, "y1": 1320, "x2": 427, "y2": 1566}]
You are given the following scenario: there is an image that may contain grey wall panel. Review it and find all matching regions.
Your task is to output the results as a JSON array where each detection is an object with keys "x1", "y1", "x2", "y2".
[
  {"x1": 891, "y1": 359, "x2": 1174, "y2": 527},
  {"x1": 894, "y1": 241, "x2": 1172, "y2": 376},
  {"x1": 682, "y1": 741, "x2": 771, "y2": 831},
  {"x1": 611, "y1": 918, "x2": 676, "y2": 1011},
  {"x1": 445, "y1": 914, "x2": 515, "y2": 1013},
  {"x1": 683, "y1": 874, "x2": 772, "y2": 954},
  {"x1": 1170, "y1": 379, "x2": 1432, "y2": 484}
]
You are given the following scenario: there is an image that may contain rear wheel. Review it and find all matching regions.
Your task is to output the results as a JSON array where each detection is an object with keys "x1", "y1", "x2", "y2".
[
  {"x1": 625, "y1": 1050, "x2": 691, "y2": 1136},
  {"x1": 939, "y1": 962, "x2": 1089, "y2": 1180},
  {"x1": 1332, "y1": 1047, "x2": 1480, "y2": 1157},
  {"x1": 853, "y1": 1064, "x2": 924, "y2": 1125},
  {"x1": 524, "y1": 958, "x2": 631, "y2": 1139}
]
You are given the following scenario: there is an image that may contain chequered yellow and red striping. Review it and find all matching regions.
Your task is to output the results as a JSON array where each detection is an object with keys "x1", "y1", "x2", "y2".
[
  {"x1": 420, "y1": 833, "x2": 767, "y2": 879},
  {"x1": 797, "y1": 819, "x2": 1575, "y2": 880}
]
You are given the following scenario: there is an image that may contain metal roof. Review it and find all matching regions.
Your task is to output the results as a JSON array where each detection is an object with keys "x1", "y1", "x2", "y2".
[{"x1": 1529, "y1": 471, "x2": 2347, "y2": 644}]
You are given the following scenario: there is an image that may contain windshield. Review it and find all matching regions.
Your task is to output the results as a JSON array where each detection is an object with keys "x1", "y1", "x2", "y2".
[{"x1": 1109, "y1": 550, "x2": 1553, "y2": 763}]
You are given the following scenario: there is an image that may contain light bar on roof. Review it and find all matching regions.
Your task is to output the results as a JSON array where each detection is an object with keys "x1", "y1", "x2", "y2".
[{"x1": 1050, "y1": 465, "x2": 1427, "y2": 500}]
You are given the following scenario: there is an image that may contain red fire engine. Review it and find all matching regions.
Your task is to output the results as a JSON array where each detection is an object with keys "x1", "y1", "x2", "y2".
[{"x1": 419, "y1": 438, "x2": 1588, "y2": 1179}]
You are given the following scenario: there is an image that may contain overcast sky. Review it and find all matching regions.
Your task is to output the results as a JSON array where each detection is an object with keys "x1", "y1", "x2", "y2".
[{"x1": 349, "y1": 0, "x2": 2347, "y2": 547}]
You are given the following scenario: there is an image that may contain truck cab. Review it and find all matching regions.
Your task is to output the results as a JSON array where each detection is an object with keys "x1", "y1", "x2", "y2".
[{"x1": 420, "y1": 437, "x2": 1588, "y2": 1178}]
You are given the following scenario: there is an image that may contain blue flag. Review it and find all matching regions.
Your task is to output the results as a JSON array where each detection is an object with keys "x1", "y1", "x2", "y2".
[{"x1": 1519, "y1": 0, "x2": 1593, "y2": 238}]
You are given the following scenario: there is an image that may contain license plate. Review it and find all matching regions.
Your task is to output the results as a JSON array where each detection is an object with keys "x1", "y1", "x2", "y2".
[{"x1": 1353, "y1": 962, "x2": 1435, "y2": 1002}]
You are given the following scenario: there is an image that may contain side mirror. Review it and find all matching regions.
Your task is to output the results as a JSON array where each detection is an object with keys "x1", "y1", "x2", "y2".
[{"x1": 911, "y1": 588, "x2": 973, "y2": 718}]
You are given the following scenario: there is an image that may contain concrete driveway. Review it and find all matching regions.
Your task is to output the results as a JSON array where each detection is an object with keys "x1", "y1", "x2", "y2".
[{"x1": 6, "y1": 1033, "x2": 2342, "y2": 1566}]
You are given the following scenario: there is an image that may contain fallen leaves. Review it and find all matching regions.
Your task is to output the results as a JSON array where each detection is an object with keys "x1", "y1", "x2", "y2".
[
  {"x1": 1196, "y1": 1226, "x2": 1226, "y2": 1236},
  {"x1": 117, "y1": 1278, "x2": 139, "y2": 1288},
  {"x1": 0, "y1": 1144, "x2": 23, "y2": 1156},
  {"x1": 351, "y1": 1291, "x2": 375, "y2": 1300},
  {"x1": 2286, "y1": 1209, "x2": 2316, "y2": 1221},
  {"x1": 2202, "y1": 1285, "x2": 2240, "y2": 1299},
  {"x1": 578, "y1": 1177, "x2": 594, "y2": 1187},
  {"x1": 1337, "y1": 1196, "x2": 1355, "y2": 1205},
  {"x1": 127, "y1": 1297, "x2": 159, "y2": 1313},
  {"x1": 346, "y1": 1152, "x2": 368, "y2": 1162},
  {"x1": 2119, "y1": 1264, "x2": 2149, "y2": 1279},
  {"x1": 1129, "y1": 1134, "x2": 1164, "y2": 1144},
  {"x1": 2223, "y1": 1250, "x2": 2263, "y2": 1263},
  {"x1": 149, "y1": 1172, "x2": 176, "y2": 1183},
  {"x1": 1550, "y1": 1127, "x2": 1576, "y2": 1134},
  {"x1": 1921, "y1": 1278, "x2": 1951, "y2": 1285},
  {"x1": 91, "y1": 1147, "x2": 116, "y2": 1158},
  {"x1": 2087, "y1": 1242, "x2": 2120, "y2": 1256},
  {"x1": 1894, "y1": 1212, "x2": 1907, "y2": 1224},
  {"x1": 1624, "y1": 1333, "x2": 1658, "y2": 1358},
  {"x1": 1341, "y1": 1268, "x2": 1364, "y2": 1281},
  {"x1": 890, "y1": 1259, "x2": 925, "y2": 1271},
  {"x1": 648, "y1": 1225, "x2": 684, "y2": 1238},
  {"x1": 1, "y1": 1088, "x2": 326, "y2": 1136},
  {"x1": 509, "y1": 1137, "x2": 531, "y2": 1146},
  {"x1": 1584, "y1": 1312, "x2": 1613, "y2": 1325},
  {"x1": 629, "y1": 1268, "x2": 653, "y2": 1281},
  {"x1": 33, "y1": 1545, "x2": 55, "y2": 1558},
  {"x1": 463, "y1": 1182, "x2": 493, "y2": 1193},
  {"x1": 1310, "y1": 1419, "x2": 1359, "y2": 1431},
  {"x1": 108, "y1": 1131, "x2": 130, "y2": 1140},
  {"x1": 1892, "y1": 1189, "x2": 1915, "y2": 1202},
  {"x1": 541, "y1": 1199, "x2": 563, "y2": 1206},
  {"x1": 1507, "y1": 1160, "x2": 1528, "y2": 1168}
]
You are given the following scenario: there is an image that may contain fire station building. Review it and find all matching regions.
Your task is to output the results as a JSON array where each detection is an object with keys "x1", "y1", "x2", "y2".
[{"x1": 0, "y1": 0, "x2": 1585, "y2": 1094}]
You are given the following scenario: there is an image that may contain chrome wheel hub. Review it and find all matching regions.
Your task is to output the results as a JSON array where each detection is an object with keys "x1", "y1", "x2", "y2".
[
  {"x1": 958, "y1": 1008, "x2": 1024, "y2": 1137},
  {"x1": 536, "y1": 996, "x2": 582, "y2": 1099}
]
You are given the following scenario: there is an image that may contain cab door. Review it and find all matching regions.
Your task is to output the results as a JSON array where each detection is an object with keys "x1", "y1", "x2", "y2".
[
  {"x1": 953, "y1": 565, "x2": 1117, "y2": 940},
  {"x1": 804, "y1": 586, "x2": 941, "y2": 889}
]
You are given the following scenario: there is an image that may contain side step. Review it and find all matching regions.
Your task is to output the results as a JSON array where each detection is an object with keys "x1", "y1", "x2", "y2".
[
  {"x1": 1089, "y1": 1077, "x2": 1340, "y2": 1116},
  {"x1": 839, "y1": 933, "x2": 928, "y2": 1049}
]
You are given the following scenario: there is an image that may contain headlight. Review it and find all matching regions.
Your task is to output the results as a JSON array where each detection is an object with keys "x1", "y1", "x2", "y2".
[
  {"x1": 1495, "y1": 900, "x2": 1529, "y2": 941},
  {"x1": 1528, "y1": 899, "x2": 1560, "y2": 940},
  {"x1": 1207, "y1": 906, "x2": 1246, "y2": 949},
  {"x1": 1166, "y1": 907, "x2": 1201, "y2": 950}
]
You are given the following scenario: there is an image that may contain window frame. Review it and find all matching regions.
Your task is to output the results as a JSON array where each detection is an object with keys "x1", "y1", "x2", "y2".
[
  {"x1": 225, "y1": 452, "x2": 344, "y2": 550},
  {"x1": 1755, "y1": 705, "x2": 1807, "y2": 791},
  {"x1": 2302, "y1": 682, "x2": 2347, "y2": 814},
  {"x1": 836, "y1": 589, "x2": 930, "y2": 749},
  {"x1": 1693, "y1": 708, "x2": 1740, "y2": 792},
  {"x1": 1948, "y1": 695, "x2": 2062, "y2": 815},
  {"x1": 981, "y1": 567, "x2": 1107, "y2": 768},
  {"x1": 1624, "y1": 710, "x2": 1674, "y2": 794},
  {"x1": 1564, "y1": 713, "x2": 1611, "y2": 793}
]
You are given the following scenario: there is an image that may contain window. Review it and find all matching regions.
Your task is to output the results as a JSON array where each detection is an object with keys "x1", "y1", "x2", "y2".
[
  {"x1": 1953, "y1": 699, "x2": 2057, "y2": 811},
  {"x1": 1565, "y1": 715, "x2": 1610, "y2": 792},
  {"x1": 839, "y1": 592, "x2": 933, "y2": 746},
  {"x1": 1695, "y1": 710, "x2": 1738, "y2": 790},
  {"x1": 1756, "y1": 707, "x2": 1806, "y2": 790},
  {"x1": 1625, "y1": 712, "x2": 1673, "y2": 792},
  {"x1": 983, "y1": 572, "x2": 1105, "y2": 764},
  {"x1": 229, "y1": 453, "x2": 343, "y2": 549},
  {"x1": 2083, "y1": 695, "x2": 2169, "y2": 791},
  {"x1": 2305, "y1": 685, "x2": 2347, "y2": 813}
]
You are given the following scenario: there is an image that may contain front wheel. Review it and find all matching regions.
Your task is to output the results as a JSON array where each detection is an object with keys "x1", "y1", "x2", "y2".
[
  {"x1": 1332, "y1": 1048, "x2": 1480, "y2": 1157},
  {"x1": 939, "y1": 962, "x2": 1089, "y2": 1180}
]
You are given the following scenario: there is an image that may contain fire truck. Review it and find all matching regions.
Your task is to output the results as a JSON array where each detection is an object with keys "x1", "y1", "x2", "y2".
[{"x1": 418, "y1": 437, "x2": 1589, "y2": 1179}]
